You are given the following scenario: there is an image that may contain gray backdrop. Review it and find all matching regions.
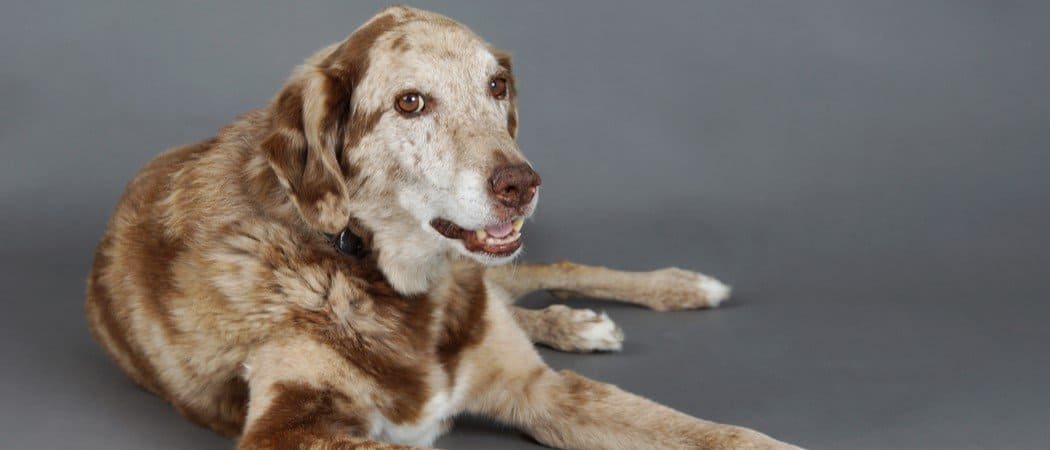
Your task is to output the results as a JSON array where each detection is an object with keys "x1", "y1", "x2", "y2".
[{"x1": 2, "y1": 1, "x2": 1049, "y2": 449}]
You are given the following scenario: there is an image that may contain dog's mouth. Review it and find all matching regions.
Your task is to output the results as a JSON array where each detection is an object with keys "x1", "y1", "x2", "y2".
[{"x1": 430, "y1": 217, "x2": 525, "y2": 256}]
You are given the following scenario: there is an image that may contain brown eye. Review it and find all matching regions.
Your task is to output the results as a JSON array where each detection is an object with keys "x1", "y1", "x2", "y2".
[
  {"x1": 489, "y1": 77, "x2": 508, "y2": 99},
  {"x1": 395, "y1": 92, "x2": 425, "y2": 114}
]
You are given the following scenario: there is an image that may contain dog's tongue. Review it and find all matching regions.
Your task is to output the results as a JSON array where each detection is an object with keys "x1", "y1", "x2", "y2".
[{"x1": 485, "y1": 222, "x2": 514, "y2": 238}]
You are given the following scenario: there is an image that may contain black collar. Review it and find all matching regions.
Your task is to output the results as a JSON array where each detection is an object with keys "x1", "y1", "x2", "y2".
[{"x1": 328, "y1": 228, "x2": 366, "y2": 257}]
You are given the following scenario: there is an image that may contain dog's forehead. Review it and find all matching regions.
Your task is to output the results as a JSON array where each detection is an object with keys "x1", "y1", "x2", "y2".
[
  {"x1": 376, "y1": 7, "x2": 489, "y2": 57},
  {"x1": 377, "y1": 21, "x2": 498, "y2": 82},
  {"x1": 350, "y1": 17, "x2": 503, "y2": 111}
]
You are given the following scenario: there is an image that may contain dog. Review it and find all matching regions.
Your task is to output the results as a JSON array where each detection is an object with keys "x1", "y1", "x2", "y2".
[{"x1": 85, "y1": 6, "x2": 798, "y2": 449}]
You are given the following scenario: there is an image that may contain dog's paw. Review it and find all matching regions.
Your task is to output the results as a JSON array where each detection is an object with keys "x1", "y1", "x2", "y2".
[
  {"x1": 640, "y1": 267, "x2": 732, "y2": 311},
  {"x1": 698, "y1": 274, "x2": 732, "y2": 307},
  {"x1": 692, "y1": 425, "x2": 804, "y2": 450},
  {"x1": 540, "y1": 305, "x2": 624, "y2": 352}
]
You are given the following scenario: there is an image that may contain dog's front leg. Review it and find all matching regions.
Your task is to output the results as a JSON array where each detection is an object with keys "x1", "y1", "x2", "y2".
[
  {"x1": 488, "y1": 261, "x2": 731, "y2": 311},
  {"x1": 488, "y1": 261, "x2": 730, "y2": 351},
  {"x1": 509, "y1": 304, "x2": 624, "y2": 352},
  {"x1": 237, "y1": 336, "x2": 436, "y2": 450},
  {"x1": 464, "y1": 301, "x2": 799, "y2": 449}
]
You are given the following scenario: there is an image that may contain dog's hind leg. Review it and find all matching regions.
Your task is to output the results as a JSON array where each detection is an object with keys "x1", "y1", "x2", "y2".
[{"x1": 487, "y1": 260, "x2": 732, "y2": 311}]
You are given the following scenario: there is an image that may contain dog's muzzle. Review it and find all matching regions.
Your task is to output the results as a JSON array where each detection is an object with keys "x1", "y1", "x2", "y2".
[{"x1": 430, "y1": 217, "x2": 526, "y2": 256}]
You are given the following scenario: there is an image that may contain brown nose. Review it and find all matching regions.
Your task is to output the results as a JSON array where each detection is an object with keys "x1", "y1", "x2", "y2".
[{"x1": 489, "y1": 164, "x2": 542, "y2": 208}]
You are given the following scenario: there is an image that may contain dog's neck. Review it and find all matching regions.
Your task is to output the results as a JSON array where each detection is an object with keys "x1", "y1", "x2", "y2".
[
  {"x1": 379, "y1": 246, "x2": 453, "y2": 295},
  {"x1": 351, "y1": 204, "x2": 454, "y2": 295},
  {"x1": 242, "y1": 119, "x2": 458, "y2": 296}
]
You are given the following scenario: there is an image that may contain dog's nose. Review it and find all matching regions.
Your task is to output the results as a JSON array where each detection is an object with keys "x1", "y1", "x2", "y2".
[{"x1": 489, "y1": 164, "x2": 542, "y2": 208}]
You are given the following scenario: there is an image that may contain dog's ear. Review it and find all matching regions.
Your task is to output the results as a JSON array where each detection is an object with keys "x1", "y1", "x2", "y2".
[
  {"x1": 263, "y1": 13, "x2": 398, "y2": 234},
  {"x1": 262, "y1": 67, "x2": 355, "y2": 235}
]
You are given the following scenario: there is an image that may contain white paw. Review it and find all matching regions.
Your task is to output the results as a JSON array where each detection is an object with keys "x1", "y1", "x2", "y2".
[
  {"x1": 698, "y1": 276, "x2": 732, "y2": 308},
  {"x1": 641, "y1": 268, "x2": 733, "y2": 311},
  {"x1": 543, "y1": 305, "x2": 624, "y2": 352},
  {"x1": 571, "y1": 309, "x2": 624, "y2": 352}
]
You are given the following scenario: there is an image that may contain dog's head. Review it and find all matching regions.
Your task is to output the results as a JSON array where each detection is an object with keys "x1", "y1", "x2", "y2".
[{"x1": 262, "y1": 6, "x2": 538, "y2": 292}]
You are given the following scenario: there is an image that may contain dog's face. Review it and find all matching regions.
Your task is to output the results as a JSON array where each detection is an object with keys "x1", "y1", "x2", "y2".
[
  {"x1": 352, "y1": 12, "x2": 540, "y2": 265},
  {"x1": 263, "y1": 7, "x2": 539, "y2": 290}
]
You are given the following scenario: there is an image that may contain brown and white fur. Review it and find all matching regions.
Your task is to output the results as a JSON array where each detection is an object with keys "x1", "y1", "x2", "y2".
[{"x1": 85, "y1": 6, "x2": 799, "y2": 449}]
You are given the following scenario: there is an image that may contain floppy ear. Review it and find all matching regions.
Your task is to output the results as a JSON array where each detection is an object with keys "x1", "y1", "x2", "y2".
[
  {"x1": 263, "y1": 12, "x2": 397, "y2": 233},
  {"x1": 262, "y1": 68, "x2": 354, "y2": 235}
]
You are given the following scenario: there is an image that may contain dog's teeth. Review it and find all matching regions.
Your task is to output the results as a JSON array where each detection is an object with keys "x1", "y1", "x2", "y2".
[
  {"x1": 475, "y1": 229, "x2": 488, "y2": 241},
  {"x1": 512, "y1": 218, "x2": 524, "y2": 232}
]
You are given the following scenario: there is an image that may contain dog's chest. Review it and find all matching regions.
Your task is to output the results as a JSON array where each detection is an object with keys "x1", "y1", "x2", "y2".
[
  {"x1": 368, "y1": 367, "x2": 474, "y2": 446},
  {"x1": 337, "y1": 263, "x2": 488, "y2": 445}
]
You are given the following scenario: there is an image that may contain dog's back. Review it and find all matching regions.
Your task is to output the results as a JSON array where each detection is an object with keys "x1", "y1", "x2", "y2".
[{"x1": 85, "y1": 126, "x2": 261, "y2": 435}]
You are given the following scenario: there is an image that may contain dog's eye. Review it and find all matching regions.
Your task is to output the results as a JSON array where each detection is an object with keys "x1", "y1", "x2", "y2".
[
  {"x1": 489, "y1": 77, "x2": 508, "y2": 99},
  {"x1": 395, "y1": 92, "x2": 425, "y2": 114}
]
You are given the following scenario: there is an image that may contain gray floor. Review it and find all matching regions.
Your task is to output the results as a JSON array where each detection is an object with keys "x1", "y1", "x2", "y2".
[{"x1": 3, "y1": 1, "x2": 1049, "y2": 449}]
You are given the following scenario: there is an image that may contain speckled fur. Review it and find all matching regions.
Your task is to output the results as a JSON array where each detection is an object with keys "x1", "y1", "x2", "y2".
[{"x1": 85, "y1": 6, "x2": 798, "y2": 449}]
